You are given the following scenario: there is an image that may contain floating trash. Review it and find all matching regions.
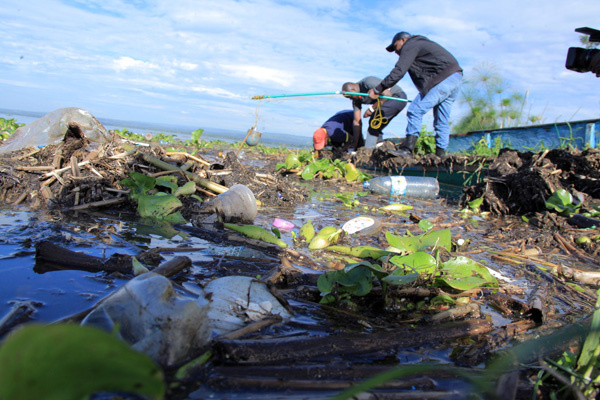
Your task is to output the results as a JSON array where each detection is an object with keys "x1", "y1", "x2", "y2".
[{"x1": 341, "y1": 216, "x2": 382, "y2": 236}]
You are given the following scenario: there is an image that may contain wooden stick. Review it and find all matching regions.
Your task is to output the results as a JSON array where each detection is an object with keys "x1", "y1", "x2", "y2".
[
  {"x1": 73, "y1": 187, "x2": 80, "y2": 206},
  {"x1": 13, "y1": 148, "x2": 41, "y2": 160},
  {"x1": 13, "y1": 165, "x2": 54, "y2": 172},
  {"x1": 488, "y1": 251, "x2": 560, "y2": 269},
  {"x1": 12, "y1": 191, "x2": 28, "y2": 206},
  {"x1": 109, "y1": 149, "x2": 138, "y2": 159},
  {"x1": 86, "y1": 164, "x2": 104, "y2": 178},
  {"x1": 236, "y1": 125, "x2": 256, "y2": 156},
  {"x1": 68, "y1": 197, "x2": 126, "y2": 211},
  {"x1": 52, "y1": 152, "x2": 63, "y2": 169},
  {"x1": 166, "y1": 151, "x2": 211, "y2": 166},
  {"x1": 558, "y1": 265, "x2": 600, "y2": 285},
  {"x1": 430, "y1": 303, "x2": 480, "y2": 322},
  {"x1": 41, "y1": 160, "x2": 90, "y2": 179},
  {"x1": 151, "y1": 255, "x2": 191, "y2": 276},
  {"x1": 70, "y1": 156, "x2": 80, "y2": 177},
  {"x1": 527, "y1": 282, "x2": 549, "y2": 324},
  {"x1": 216, "y1": 319, "x2": 492, "y2": 364},
  {"x1": 553, "y1": 232, "x2": 597, "y2": 263},
  {"x1": 141, "y1": 153, "x2": 228, "y2": 193},
  {"x1": 216, "y1": 316, "x2": 282, "y2": 341}
]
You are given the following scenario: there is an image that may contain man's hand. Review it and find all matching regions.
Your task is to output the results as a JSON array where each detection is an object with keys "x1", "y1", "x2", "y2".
[{"x1": 368, "y1": 88, "x2": 379, "y2": 100}]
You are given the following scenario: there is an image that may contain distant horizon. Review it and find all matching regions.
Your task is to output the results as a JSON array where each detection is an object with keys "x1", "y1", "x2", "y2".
[{"x1": 0, "y1": 107, "x2": 312, "y2": 149}]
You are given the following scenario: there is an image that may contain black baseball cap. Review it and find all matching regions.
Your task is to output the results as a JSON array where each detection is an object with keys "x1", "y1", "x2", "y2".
[{"x1": 386, "y1": 32, "x2": 410, "y2": 52}]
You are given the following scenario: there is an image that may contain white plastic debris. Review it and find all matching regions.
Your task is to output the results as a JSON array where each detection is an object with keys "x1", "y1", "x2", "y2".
[
  {"x1": 81, "y1": 272, "x2": 211, "y2": 367},
  {"x1": 0, "y1": 107, "x2": 113, "y2": 154},
  {"x1": 203, "y1": 276, "x2": 292, "y2": 336},
  {"x1": 342, "y1": 216, "x2": 382, "y2": 236}
]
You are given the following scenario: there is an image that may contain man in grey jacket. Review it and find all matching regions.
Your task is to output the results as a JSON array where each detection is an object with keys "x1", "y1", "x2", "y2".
[
  {"x1": 342, "y1": 76, "x2": 407, "y2": 149},
  {"x1": 368, "y1": 32, "x2": 462, "y2": 158}
]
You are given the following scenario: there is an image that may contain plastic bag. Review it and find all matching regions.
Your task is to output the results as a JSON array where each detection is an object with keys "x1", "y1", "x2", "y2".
[{"x1": 0, "y1": 107, "x2": 112, "y2": 154}]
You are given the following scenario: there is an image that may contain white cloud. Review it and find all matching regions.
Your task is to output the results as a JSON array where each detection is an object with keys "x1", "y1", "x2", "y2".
[
  {"x1": 112, "y1": 56, "x2": 160, "y2": 73},
  {"x1": 221, "y1": 64, "x2": 295, "y2": 87},
  {"x1": 0, "y1": 0, "x2": 599, "y2": 139}
]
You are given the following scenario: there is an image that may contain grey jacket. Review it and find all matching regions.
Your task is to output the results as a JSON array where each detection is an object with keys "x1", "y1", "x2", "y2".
[{"x1": 376, "y1": 35, "x2": 462, "y2": 97}]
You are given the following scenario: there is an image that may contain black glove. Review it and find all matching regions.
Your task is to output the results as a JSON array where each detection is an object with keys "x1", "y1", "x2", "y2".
[{"x1": 591, "y1": 52, "x2": 600, "y2": 77}]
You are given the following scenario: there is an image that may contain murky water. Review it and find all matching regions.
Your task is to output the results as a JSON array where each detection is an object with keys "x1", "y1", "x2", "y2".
[
  {"x1": 0, "y1": 182, "x2": 594, "y2": 398},
  {"x1": 0, "y1": 186, "x2": 464, "y2": 318}
]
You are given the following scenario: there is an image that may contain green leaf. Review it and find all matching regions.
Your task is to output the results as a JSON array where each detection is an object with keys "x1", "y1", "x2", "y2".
[
  {"x1": 344, "y1": 163, "x2": 359, "y2": 182},
  {"x1": 137, "y1": 194, "x2": 183, "y2": 220},
  {"x1": 224, "y1": 223, "x2": 288, "y2": 248},
  {"x1": 436, "y1": 256, "x2": 498, "y2": 291},
  {"x1": 191, "y1": 128, "x2": 204, "y2": 143},
  {"x1": 163, "y1": 211, "x2": 187, "y2": 224},
  {"x1": 299, "y1": 220, "x2": 315, "y2": 242},
  {"x1": 284, "y1": 154, "x2": 301, "y2": 169},
  {"x1": 319, "y1": 293, "x2": 337, "y2": 304},
  {"x1": 382, "y1": 272, "x2": 419, "y2": 286},
  {"x1": 327, "y1": 245, "x2": 389, "y2": 260},
  {"x1": 576, "y1": 289, "x2": 600, "y2": 372},
  {"x1": 301, "y1": 162, "x2": 320, "y2": 180},
  {"x1": 131, "y1": 257, "x2": 149, "y2": 276},
  {"x1": 430, "y1": 294, "x2": 456, "y2": 306},
  {"x1": 136, "y1": 217, "x2": 185, "y2": 239},
  {"x1": 317, "y1": 271, "x2": 335, "y2": 294},
  {"x1": 174, "y1": 181, "x2": 197, "y2": 197},
  {"x1": 308, "y1": 235, "x2": 330, "y2": 250},
  {"x1": 340, "y1": 267, "x2": 373, "y2": 296},
  {"x1": 436, "y1": 276, "x2": 489, "y2": 291},
  {"x1": 119, "y1": 172, "x2": 156, "y2": 199},
  {"x1": 312, "y1": 226, "x2": 343, "y2": 245},
  {"x1": 545, "y1": 189, "x2": 580, "y2": 217},
  {"x1": 155, "y1": 176, "x2": 178, "y2": 193},
  {"x1": 389, "y1": 252, "x2": 437, "y2": 275},
  {"x1": 345, "y1": 261, "x2": 386, "y2": 279},
  {"x1": 380, "y1": 204, "x2": 413, "y2": 212},
  {"x1": 385, "y1": 229, "x2": 452, "y2": 253},
  {"x1": 317, "y1": 266, "x2": 374, "y2": 299},
  {"x1": 467, "y1": 197, "x2": 484, "y2": 213},
  {"x1": 0, "y1": 324, "x2": 165, "y2": 400},
  {"x1": 418, "y1": 219, "x2": 434, "y2": 232}
]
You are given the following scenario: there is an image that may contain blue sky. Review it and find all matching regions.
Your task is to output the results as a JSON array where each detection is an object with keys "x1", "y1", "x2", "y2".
[{"x1": 1, "y1": 0, "x2": 599, "y2": 141}]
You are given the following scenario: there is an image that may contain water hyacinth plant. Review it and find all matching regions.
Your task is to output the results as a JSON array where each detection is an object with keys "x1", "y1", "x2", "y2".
[{"x1": 318, "y1": 227, "x2": 498, "y2": 306}]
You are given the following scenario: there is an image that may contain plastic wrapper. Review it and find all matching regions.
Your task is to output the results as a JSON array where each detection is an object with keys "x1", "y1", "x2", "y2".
[{"x1": 0, "y1": 107, "x2": 112, "y2": 154}]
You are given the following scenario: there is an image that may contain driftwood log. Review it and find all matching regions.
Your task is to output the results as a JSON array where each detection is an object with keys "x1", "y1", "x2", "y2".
[
  {"x1": 34, "y1": 240, "x2": 191, "y2": 276},
  {"x1": 214, "y1": 319, "x2": 492, "y2": 365}
]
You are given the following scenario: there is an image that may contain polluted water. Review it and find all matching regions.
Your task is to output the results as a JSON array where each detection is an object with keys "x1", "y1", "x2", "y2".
[{"x1": 0, "y1": 160, "x2": 597, "y2": 399}]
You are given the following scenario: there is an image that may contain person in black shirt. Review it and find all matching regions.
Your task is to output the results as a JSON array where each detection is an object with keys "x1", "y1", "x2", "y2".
[{"x1": 369, "y1": 32, "x2": 462, "y2": 158}]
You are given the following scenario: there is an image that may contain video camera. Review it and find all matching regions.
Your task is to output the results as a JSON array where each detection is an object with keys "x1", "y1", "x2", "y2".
[{"x1": 565, "y1": 27, "x2": 600, "y2": 76}]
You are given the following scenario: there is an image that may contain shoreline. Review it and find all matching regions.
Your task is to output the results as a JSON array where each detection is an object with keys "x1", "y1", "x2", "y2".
[{"x1": 0, "y1": 108, "x2": 311, "y2": 150}]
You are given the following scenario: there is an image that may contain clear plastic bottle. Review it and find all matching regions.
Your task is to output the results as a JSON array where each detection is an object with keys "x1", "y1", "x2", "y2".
[{"x1": 363, "y1": 176, "x2": 439, "y2": 199}]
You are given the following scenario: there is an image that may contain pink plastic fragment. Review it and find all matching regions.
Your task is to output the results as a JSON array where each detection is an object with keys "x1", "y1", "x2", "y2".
[{"x1": 273, "y1": 218, "x2": 295, "y2": 232}]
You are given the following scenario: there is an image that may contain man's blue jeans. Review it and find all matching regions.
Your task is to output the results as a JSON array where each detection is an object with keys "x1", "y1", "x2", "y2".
[{"x1": 405, "y1": 72, "x2": 462, "y2": 150}]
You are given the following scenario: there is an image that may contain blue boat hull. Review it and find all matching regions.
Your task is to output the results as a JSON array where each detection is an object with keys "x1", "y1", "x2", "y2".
[{"x1": 447, "y1": 118, "x2": 600, "y2": 153}]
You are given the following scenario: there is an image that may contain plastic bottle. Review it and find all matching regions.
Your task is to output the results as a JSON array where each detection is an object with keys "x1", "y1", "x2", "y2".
[
  {"x1": 363, "y1": 176, "x2": 439, "y2": 199},
  {"x1": 202, "y1": 184, "x2": 258, "y2": 223}
]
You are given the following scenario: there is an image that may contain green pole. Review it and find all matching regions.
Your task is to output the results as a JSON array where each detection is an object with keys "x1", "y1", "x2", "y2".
[
  {"x1": 251, "y1": 91, "x2": 341, "y2": 99},
  {"x1": 252, "y1": 91, "x2": 410, "y2": 102}
]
